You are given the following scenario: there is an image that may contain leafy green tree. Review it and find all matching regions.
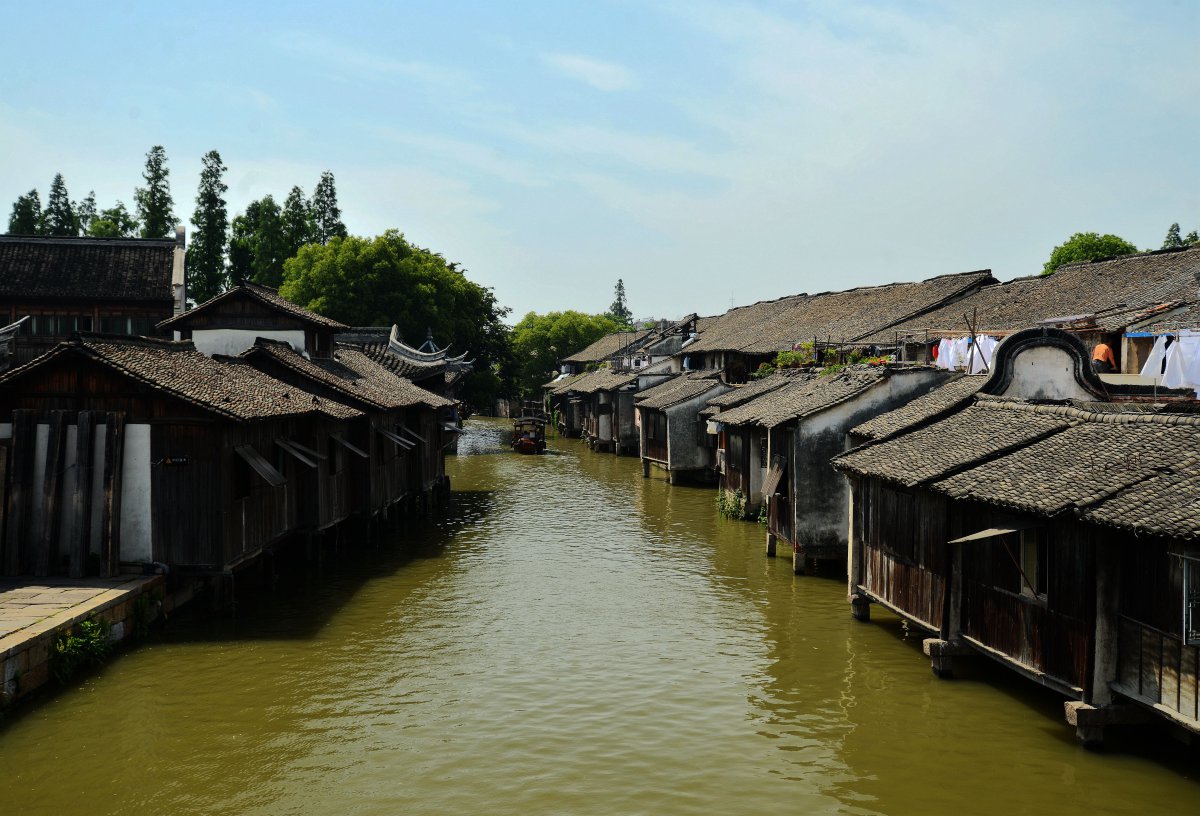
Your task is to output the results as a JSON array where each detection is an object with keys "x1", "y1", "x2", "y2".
[
  {"x1": 309, "y1": 171, "x2": 347, "y2": 244},
  {"x1": 281, "y1": 185, "x2": 314, "y2": 256},
  {"x1": 1163, "y1": 223, "x2": 1185, "y2": 250},
  {"x1": 228, "y1": 196, "x2": 289, "y2": 288},
  {"x1": 7, "y1": 189, "x2": 42, "y2": 234},
  {"x1": 1187, "y1": 229, "x2": 1200, "y2": 245},
  {"x1": 134, "y1": 145, "x2": 176, "y2": 238},
  {"x1": 42, "y1": 173, "x2": 78, "y2": 236},
  {"x1": 510, "y1": 310, "x2": 624, "y2": 396},
  {"x1": 280, "y1": 230, "x2": 513, "y2": 409},
  {"x1": 607, "y1": 278, "x2": 633, "y2": 327},
  {"x1": 186, "y1": 150, "x2": 230, "y2": 304},
  {"x1": 1042, "y1": 232, "x2": 1138, "y2": 275},
  {"x1": 88, "y1": 202, "x2": 139, "y2": 237},
  {"x1": 76, "y1": 191, "x2": 97, "y2": 235}
]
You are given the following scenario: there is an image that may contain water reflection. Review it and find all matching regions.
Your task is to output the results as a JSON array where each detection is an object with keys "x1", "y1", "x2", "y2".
[{"x1": 0, "y1": 419, "x2": 1197, "y2": 816}]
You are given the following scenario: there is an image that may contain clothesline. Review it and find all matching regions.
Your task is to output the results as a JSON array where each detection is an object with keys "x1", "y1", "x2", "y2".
[{"x1": 932, "y1": 335, "x2": 999, "y2": 374}]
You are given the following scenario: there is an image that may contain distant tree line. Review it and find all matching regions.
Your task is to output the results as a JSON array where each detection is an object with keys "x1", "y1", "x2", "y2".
[
  {"x1": 1042, "y1": 220, "x2": 1198, "y2": 275},
  {"x1": 4, "y1": 146, "x2": 347, "y2": 304}
]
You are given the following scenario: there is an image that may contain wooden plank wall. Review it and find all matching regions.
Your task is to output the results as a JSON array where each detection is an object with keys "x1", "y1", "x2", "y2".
[
  {"x1": 1117, "y1": 616, "x2": 1200, "y2": 725},
  {"x1": 0, "y1": 409, "x2": 125, "y2": 577}
]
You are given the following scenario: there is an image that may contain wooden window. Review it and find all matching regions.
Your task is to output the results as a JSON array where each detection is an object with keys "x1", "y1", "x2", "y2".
[
  {"x1": 1019, "y1": 529, "x2": 1048, "y2": 599},
  {"x1": 758, "y1": 434, "x2": 768, "y2": 469},
  {"x1": 1184, "y1": 555, "x2": 1200, "y2": 647}
]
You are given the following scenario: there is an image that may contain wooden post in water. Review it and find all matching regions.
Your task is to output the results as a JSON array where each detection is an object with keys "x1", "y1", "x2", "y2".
[
  {"x1": 70, "y1": 411, "x2": 96, "y2": 578},
  {"x1": 100, "y1": 412, "x2": 125, "y2": 578},
  {"x1": 35, "y1": 411, "x2": 68, "y2": 577}
]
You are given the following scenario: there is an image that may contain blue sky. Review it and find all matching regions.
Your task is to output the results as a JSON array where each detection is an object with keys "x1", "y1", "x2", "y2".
[{"x1": 2, "y1": 1, "x2": 1198, "y2": 324}]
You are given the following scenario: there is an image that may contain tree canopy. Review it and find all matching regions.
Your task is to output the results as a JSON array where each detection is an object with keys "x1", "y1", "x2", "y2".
[
  {"x1": 7, "y1": 189, "x2": 41, "y2": 235},
  {"x1": 280, "y1": 230, "x2": 512, "y2": 410},
  {"x1": 1042, "y1": 232, "x2": 1138, "y2": 275},
  {"x1": 510, "y1": 310, "x2": 624, "y2": 396},
  {"x1": 42, "y1": 173, "x2": 77, "y2": 236}
]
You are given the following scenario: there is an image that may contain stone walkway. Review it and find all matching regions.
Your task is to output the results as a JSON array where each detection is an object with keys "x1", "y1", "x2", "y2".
[{"x1": 0, "y1": 576, "x2": 153, "y2": 643}]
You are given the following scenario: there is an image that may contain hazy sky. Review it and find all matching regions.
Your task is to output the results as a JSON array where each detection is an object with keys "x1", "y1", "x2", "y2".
[{"x1": 2, "y1": 1, "x2": 1198, "y2": 323}]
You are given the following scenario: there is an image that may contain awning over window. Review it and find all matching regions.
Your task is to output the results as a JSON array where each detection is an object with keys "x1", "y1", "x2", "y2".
[
  {"x1": 234, "y1": 444, "x2": 286, "y2": 487},
  {"x1": 761, "y1": 453, "x2": 787, "y2": 499},
  {"x1": 400, "y1": 426, "x2": 426, "y2": 446},
  {"x1": 331, "y1": 432, "x2": 369, "y2": 459},
  {"x1": 948, "y1": 521, "x2": 1040, "y2": 545},
  {"x1": 287, "y1": 439, "x2": 327, "y2": 460},
  {"x1": 442, "y1": 423, "x2": 463, "y2": 434},
  {"x1": 378, "y1": 427, "x2": 415, "y2": 449},
  {"x1": 274, "y1": 438, "x2": 317, "y2": 468}
]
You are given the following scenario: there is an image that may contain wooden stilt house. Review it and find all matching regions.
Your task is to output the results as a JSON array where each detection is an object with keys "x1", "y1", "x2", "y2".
[
  {"x1": 834, "y1": 328, "x2": 1200, "y2": 743},
  {"x1": 635, "y1": 372, "x2": 732, "y2": 484},
  {"x1": 0, "y1": 335, "x2": 360, "y2": 576}
]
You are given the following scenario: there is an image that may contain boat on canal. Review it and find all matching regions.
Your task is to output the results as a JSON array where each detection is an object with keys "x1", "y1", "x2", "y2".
[{"x1": 511, "y1": 403, "x2": 548, "y2": 454}]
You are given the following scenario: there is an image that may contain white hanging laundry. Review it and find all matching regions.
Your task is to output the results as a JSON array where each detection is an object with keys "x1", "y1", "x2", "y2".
[
  {"x1": 1138, "y1": 335, "x2": 1169, "y2": 379},
  {"x1": 967, "y1": 335, "x2": 998, "y2": 374},
  {"x1": 1163, "y1": 331, "x2": 1200, "y2": 392},
  {"x1": 936, "y1": 338, "x2": 952, "y2": 370}
]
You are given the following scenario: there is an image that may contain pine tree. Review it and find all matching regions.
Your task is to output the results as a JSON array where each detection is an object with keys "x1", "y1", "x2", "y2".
[
  {"x1": 43, "y1": 173, "x2": 78, "y2": 236},
  {"x1": 1186, "y1": 229, "x2": 1200, "y2": 245},
  {"x1": 281, "y1": 185, "x2": 314, "y2": 257},
  {"x1": 1162, "y1": 222, "x2": 1185, "y2": 250},
  {"x1": 309, "y1": 171, "x2": 347, "y2": 244},
  {"x1": 76, "y1": 191, "x2": 98, "y2": 235},
  {"x1": 608, "y1": 278, "x2": 633, "y2": 326},
  {"x1": 134, "y1": 145, "x2": 177, "y2": 238},
  {"x1": 7, "y1": 190, "x2": 42, "y2": 234},
  {"x1": 186, "y1": 150, "x2": 230, "y2": 304}
]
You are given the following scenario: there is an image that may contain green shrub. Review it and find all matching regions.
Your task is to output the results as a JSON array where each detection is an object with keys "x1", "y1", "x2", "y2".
[{"x1": 52, "y1": 617, "x2": 112, "y2": 684}]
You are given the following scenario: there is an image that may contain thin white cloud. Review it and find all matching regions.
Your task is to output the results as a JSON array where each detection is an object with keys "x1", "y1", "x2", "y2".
[{"x1": 541, "y1": 52, "x2": 635, "y2": 91}]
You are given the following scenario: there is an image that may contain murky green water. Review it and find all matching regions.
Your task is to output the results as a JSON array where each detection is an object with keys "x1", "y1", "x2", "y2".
[{"x1": 2, "y1": 418, "x2": 1197, "y2": 815}]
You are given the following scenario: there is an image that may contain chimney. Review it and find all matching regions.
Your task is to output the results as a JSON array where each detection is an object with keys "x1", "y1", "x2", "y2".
[{"x1": 172, "y1": 225, "x2": 187, "y2": 316}]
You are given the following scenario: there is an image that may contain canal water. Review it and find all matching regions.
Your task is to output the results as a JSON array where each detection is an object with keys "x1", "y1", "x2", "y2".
[{"x1": 1, "y1": 418, "x2": 1197, "y2": 815}]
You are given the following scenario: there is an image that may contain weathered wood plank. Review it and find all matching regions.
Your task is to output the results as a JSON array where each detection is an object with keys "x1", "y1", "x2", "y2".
[
  {"x1": 35, "y1": 411, "x2": 68, "y2": 577},
  {"x1": 4, "y1": 410, "x2": 35, "y2": 576},
  {"x1": 1118, "y1": 618, "x2": 1141, "y2": 691},
  {"x1": 1161, "y1": 635, "x2": 1181, "y2": 714},
  {"x1": 1140, "y1": 630, "x2": 1163, "y2": 703},
  {"x1": 1180, "y1": 643, "x2": 1199, "y2": 722},
  {"x1": 69, "y1": 412, "x2": 95, "y2": 578},
  {"x1": 100, "y1": 413, "x2": 125, "y2": 578}
]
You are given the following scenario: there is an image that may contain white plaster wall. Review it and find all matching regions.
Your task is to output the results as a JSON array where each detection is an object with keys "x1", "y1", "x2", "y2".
[
  {"x1": 599, "y1": 414, "x2": 612, "y2": 441},
  {"x1": 1000, "y1": 346, "x2": 1094, "y2": 402},
  {"x1": 120, "y1": 424, "x2": 153, "y2": 562},
  {"x1": 192, "y1": 328, "x2": 306, "y2": 358}
]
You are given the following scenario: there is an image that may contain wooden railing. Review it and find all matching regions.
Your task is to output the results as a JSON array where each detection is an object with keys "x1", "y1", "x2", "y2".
[{"x1": 1115, "y1": 615, "x2": 1199, "y2": 725}]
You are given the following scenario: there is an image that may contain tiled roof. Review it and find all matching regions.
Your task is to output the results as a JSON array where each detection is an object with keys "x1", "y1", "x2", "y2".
[
  {"x1": 687, "y1": 269, "x2": 994, "y2": 355},
  {"x1": 555, "y1": 367, "x2": 639, "y2": 395},
  {"x1": 0, "y1": 335, "x2": 360, "y2": 421},
  {"x1": 933, "y1": 420, "x2": 1200, "y2": 516},
  {"x1": 159, "y1": 283, "x2": 348, "y2": 330},
  {"x1": 699, "y1": 368, "x2": 814, "y2": 418},
  {"x1": 242, "y1": 339, "x2": 447, "y2": 411},
  {"x1": 0, "y1": 235, "x2": 175, "y2": 302},
  {"x1": 354, "y1": 344, "x2": 446, "y2": 382},
  {"x1": 1082, "y1": 461, "x2": 1200, "y2": 540},
  {"x1": 850, "y1": 375, "x2": 984, "y2": 440},
  {"x1": 836, "y1": 394, "x2": 1200, "y2": 539},
  {"x1": 546, "y1": 372, "x2": 588, "y2": 394},
  {"x1": 861, "y1": 245, "x2": 1200, "y2": 342},
  {"x1": 635, "y1": 372, "x2": 725, "y2": 410},
  {"x1": 563, "y1": 329, "x2": 657, "y2": 363},
  {"x1": 1128, "y1": 301, "x2": 1200, "y2": 335},
  {"x1": 331, "y1": 346, "x2": 453, "y2": 409},
  {"x1": 833, "y1": 402, "x2": 1073, "y2": 487},
  {"x1": 714, "y1": 366, "x2": 892, "y2": 428}
]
